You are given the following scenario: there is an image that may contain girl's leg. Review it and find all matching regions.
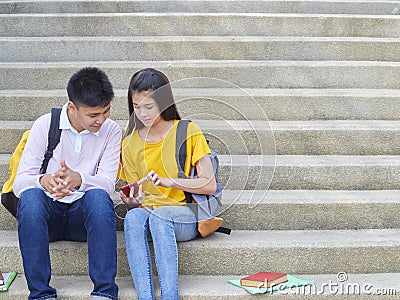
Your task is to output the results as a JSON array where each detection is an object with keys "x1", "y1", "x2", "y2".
[
  {"x1": 149, "y1": 206, "x2": 197, "y2": 300},
  {"x1": 124, "y1": 207, "x2": 154, "y2": 300}
]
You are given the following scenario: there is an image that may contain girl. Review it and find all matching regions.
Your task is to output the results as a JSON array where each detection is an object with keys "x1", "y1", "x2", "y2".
[{"x1": 119, "y1": 68, "x2": 217, "y2": 300}]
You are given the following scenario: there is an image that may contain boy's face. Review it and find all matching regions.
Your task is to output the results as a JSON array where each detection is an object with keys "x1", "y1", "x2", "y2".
[{"x1": 67, "y1": 102, "x2": 111, "y2": 133}]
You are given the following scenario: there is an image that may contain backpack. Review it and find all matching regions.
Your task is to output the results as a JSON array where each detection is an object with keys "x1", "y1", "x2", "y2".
[
  {"x1": 1, "y1": 108, "x2": 62, "y2": 218},
  {"x1": 175, "y1": 120, "x2": 231, "y2": 237}
]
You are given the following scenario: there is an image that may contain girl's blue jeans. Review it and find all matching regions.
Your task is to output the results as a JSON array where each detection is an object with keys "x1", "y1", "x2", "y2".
[
  {"x1": 16, "y1": 188, "x2": 118, "y2": 300},
  {"x1": 124, "y1": 206, "x2": 198, "y2": 300}
]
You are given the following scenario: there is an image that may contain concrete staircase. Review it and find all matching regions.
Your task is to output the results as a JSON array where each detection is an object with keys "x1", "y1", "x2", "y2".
[{"x1": 1, "y1": 0, "x2": 400, "y2": 298}]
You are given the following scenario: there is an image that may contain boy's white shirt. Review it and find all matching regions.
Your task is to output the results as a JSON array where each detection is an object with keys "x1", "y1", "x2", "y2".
[{"x1": 13, "y1": 103, "x2": 122, "y2": 203}]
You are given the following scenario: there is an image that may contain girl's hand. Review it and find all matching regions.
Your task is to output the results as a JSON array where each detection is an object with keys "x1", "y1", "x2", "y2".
[
  {"x1": 147, "y1": 170, "x2": 173, "y2": 188},
  {"x1": 120, "y1": 184, "x2": 144, "y2": 210}
]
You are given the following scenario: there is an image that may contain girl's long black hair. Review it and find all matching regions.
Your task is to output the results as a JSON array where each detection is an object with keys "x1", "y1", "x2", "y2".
[{"x1": 126, "y1": 68, "x2": 181, "y2": 135}]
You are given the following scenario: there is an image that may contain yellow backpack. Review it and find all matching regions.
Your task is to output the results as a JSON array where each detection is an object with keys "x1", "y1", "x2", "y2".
[
  {"x1": 2, "y1": 130, "x2": 30, "y2": 195},
  {"x1": 1, "y1": 108, "x2": 62, "y2": 217}
]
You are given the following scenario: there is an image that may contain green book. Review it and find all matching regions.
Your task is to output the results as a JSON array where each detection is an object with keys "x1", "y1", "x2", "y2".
[
  {"x1": 228, "y1": 274, "x2": 314, "y2": 295},
  {"x1": 0, "y1": 272, "x2": 17, "y2": 292}
]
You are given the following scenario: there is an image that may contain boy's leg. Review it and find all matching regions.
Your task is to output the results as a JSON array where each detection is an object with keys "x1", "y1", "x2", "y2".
[
  {"x1": 70, "y1": 189, "x2": 118, "y2": 300},
  {"x1": 149, "y1": 206, "x2": 198, "y2": 300},
  {"x1": 17, "y1": 188, "x2": 59, "y2": 300},
  {"x1": 124, "y1": 207, "x2": 154, "y2": 300}
]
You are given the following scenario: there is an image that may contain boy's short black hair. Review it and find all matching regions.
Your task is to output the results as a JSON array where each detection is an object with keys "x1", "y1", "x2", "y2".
[{"x1": 67, "y1": 67, "x2": 114, "y2": 107}]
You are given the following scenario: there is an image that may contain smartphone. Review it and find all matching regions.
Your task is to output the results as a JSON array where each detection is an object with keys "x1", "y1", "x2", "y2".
[{"x1": 120, "y1": 182, "x2": 139, "y2": 197}]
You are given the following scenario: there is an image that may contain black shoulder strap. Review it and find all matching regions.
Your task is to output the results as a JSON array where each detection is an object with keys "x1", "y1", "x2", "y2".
[
  {"x1": 175, "y1": 120, "x2": 193, "y2": 203},
  {"x1": 39, "y1": 108, "x2": 62, "y2": 174},
  {"x1": 176, "y1": 120, "x2": 191, "y2": 179}
]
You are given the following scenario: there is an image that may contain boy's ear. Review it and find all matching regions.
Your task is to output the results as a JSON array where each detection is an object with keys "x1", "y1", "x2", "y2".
[{"x1": 67, "y1": 101, "x2": 77, "y2": 113}]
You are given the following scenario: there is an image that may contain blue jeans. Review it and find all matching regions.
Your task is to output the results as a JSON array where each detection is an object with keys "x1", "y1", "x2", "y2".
[
  {"x1": 17, "y1": 188, "x2": 118, "y2": 300},
  {"x1": 124, "y1": 206, "x2": 198, "y2": 300}
]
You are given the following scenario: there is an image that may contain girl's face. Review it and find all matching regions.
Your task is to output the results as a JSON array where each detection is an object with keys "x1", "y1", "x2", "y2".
[{"x1": 131, "y1": 90, "x2": 162, "y2": 128}]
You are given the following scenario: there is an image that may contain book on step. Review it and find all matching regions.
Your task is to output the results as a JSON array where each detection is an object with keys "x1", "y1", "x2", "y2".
[
  {"x1": 0, "y1": 271, "x2": 17, "y2": 292},
  {"x1": 240, "y1": 271, "x2": 288, "y2": 288}
]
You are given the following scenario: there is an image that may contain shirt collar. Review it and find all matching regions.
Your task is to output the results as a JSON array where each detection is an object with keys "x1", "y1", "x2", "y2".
[{"x1": 59, "y1": 103, "x2": 100, "y2": 136}]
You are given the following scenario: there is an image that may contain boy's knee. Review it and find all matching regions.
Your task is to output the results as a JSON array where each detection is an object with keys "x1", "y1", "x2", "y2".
[
  {"x1": 20, "y1": 187, "x2": 45, "y2": 198},
  {"x1": 17, "y1": 188, "x2": 48, "y2": 219},
  {"x1": 81, "y1": 189, "x2": 115, "y2": 224},
  {"x1": 82, "y1": 189, "x2": 113, "y2": 209},
  {"x1": 84, "y1": 188, "x2": 109, "y2": 200},
  {"x1": 19, "y1": 188, "x2": 47, "y2": 210}
]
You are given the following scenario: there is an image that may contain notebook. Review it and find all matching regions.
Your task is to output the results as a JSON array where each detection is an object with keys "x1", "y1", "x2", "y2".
[{"x1": 0, "y1": 272, "x2": 17, "y2": 292}]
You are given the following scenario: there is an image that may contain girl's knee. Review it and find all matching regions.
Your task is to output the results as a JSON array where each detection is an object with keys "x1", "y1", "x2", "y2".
[
  {"x1": 150, "y1": 206, "x2": 196, "y2": 224},
  {"x1": 150, "y1": 206, "x2": 176, "y2": 222},
  {"x1": 124, "y1": 208, "x2": 149, "y2": 235}
]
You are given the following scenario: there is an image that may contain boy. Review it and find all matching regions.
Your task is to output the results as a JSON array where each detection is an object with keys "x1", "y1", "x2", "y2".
[{"x1": 13, "y1": 67, "x2": 121, "y2": 300}]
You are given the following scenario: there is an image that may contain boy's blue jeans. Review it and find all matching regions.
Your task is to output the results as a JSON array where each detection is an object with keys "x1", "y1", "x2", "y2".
[
  {"x1": 17, "y1": 188, "x2": 118, "y2": 300},
  {"x1": 124, "y1": 206, "x2": 198, "y2": 300}
]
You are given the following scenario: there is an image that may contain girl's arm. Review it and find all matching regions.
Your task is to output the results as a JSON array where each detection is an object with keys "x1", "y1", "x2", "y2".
[{"x1": 148, "y1": 154, "x2": 217, "y2": 195}]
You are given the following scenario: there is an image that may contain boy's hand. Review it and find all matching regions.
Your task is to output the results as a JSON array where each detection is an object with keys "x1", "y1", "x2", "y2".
[
  {"x1": 39, "y1": 173, "x2": 71, "y2": 200},
  {"x1": 51, "y1": 160, "x2": 82, "y2": 200},
  {"x1": 39, "y1": 174, "x2": 61, "y2": 194},
  {"x1": 55, "y1": 160, "x2": 82, "y2": 191}
]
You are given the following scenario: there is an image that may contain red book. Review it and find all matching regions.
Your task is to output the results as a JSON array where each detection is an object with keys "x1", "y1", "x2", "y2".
[
  {"x1": 240, "y1": 271, "x2": 288, "y2": 288},
  {"x1": 0, "y1": 271, "x2": 4, "y2": 285}
]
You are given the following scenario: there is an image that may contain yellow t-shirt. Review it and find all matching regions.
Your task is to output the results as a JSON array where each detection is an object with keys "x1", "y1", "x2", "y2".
[{"x1": 119, "y1": 120, "x2": 211, "y2": 208}]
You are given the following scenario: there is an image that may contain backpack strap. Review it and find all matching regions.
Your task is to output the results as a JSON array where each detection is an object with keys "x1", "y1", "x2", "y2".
[
  {"x1": 39, "y1": 108, "x2": 62, "y2": 174},
  {"x1": 175, "y1": 120, "x2": 193, "y2": 203},
  {"x1": 215, "y1": 226, "x2": 231, "y2": 235},
  {"x1": 176, "y1": 120, "x2": 191, "y2": 179}
]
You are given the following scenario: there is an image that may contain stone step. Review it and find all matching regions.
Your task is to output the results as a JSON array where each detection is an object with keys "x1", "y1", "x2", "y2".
[
  {"x1": 2, "y1": 0, "x2": 400, "y2": 15},
  {"x1": 2, "y1": 154, "x2": 400, "y2": 190},
  {"x1": 217, "y1": 155, "x2": 400, "y2": 190},
  {"x1": 3, "y1": 190, "x2": 400, "y2": 231},
  {"x1": 219, "y1": 189, "x2": 400, "y2": 231},
  {"x1": 3, "y1": 120, "x2": 400, "y2": 155},
  {"x1": 2, "y1": 88, "x2": 400, "y2": 121},
  {"x1": 2, "y1": 61, "x2": 400, "y2": 90},
  {"x1": 2, "y1": 13, "x2": 400, "y2": 37},
  {"x1": 1, "y1": 229, "x2": 400, "y2": 276},
  {"x1": 3, "y1": 36, "x2": 400, "y2": 62},
  {"x1": 1, "y1": 272, "x2": 399, "y2": 299}
]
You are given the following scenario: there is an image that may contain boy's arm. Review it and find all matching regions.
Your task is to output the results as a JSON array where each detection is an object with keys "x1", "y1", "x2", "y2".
[
  {"x1": 77, "y1": 124, "x2": 122, "y2": 195},
  {"x1": 13, "y1": 115, "x2": 49, "y2": 198}
]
